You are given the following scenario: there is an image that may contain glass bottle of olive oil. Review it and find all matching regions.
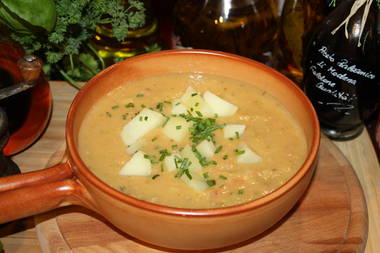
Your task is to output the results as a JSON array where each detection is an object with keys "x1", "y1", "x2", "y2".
[
  {"x1": 173, "y1": 0, "x2": 279, "y2": 66},
  {"x1": 278, "y1": 0, "x2": 339, "y2": 85},
  {"x1": 90, "y1": 0, "x2": 161, "y2": 66}
]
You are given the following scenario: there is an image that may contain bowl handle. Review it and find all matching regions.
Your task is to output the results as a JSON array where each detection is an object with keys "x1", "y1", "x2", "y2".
[{"x1": 0, "y1": 162, "x2": 82, "y2": 223}]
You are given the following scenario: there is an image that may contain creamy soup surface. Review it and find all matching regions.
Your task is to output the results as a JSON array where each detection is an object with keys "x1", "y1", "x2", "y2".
[{"x1": 78, "y1": 73, "x2": 308, "y2": 209}]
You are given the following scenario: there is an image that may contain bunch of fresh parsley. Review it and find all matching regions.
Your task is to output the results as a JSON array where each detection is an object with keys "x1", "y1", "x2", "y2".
[{"x1": 0, "y1": 0, "x2": 146, "y2": 88}]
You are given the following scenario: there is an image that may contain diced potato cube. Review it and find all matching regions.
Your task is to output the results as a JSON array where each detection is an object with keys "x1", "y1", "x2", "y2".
[
  {"x1": 126, "y1": 140, "x2": 142, "y2": 155},
  {"x1": 162, "y1": 116, "x2": 191, "y2": 142},
  {"x1": 196, "y1": 140, "x2": 215, "y2": 158},
  {"x1": 223, "y1": 124, "x2": 246, "y2": 139},
  {"x1": 171, "y1": 99, "x2": 187, "y2": 115},
  {"x1": 181, "y1": 145, "x2": 202, "y2": 172},
  {"x1": 180, "y1": 87, "x2": 214, "y2": 117},
  {"x1": 119, "y1": 151, "x2": 152, "y2": 176},
  {"x1": 121, "y1": 108, "x2": 165, "y2": 145},
  {"x1": 203, "y1": 91, "x2": 238, "y2": 117},
  {"x1": 236, "y1": 143, "x2": 262, "y2": 164},
  {"x1": 180, "y1": 86, "x2": 197, "y2": 102},
  {"x1": 181, "y1": 172, "x2": 209, "y2": 192},
  {"x1": 163, "y1": 153, "x2": 181, "y2": 172}
]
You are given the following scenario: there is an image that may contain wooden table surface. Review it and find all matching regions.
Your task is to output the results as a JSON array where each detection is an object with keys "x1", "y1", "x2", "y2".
[{"x1": 1, "y1": 82, "x2": 379, "y2": 253}]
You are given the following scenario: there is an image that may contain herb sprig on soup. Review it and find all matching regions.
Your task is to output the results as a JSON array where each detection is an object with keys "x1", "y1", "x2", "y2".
[{"x1": 78, "y1": 73, "x2": 307, "y2": 209}]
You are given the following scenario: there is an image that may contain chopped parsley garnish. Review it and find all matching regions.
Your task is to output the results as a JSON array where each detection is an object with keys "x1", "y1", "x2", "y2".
[
  {"x1": 195, "y1": 111, "x2": 203, "y2": 117},
  {"x1": 159, "y1": 149, "x2": 171, "y2": 161},
  {"x1": 215, "y1": 145, "x2": 223, "y2": 154},
  {"x1": 125, "y1": 103, "x2": 134, "y2": 108},
  {"x1": 176, "y1": 125, "x2": 182, "y2": 130},
  {"x1": 143, "y1": 154, "x2": 158, "y2": 164},
  {"x1": 235, "y1": 149, "x2": 245, "y2": 155},
  {"x1": 151, "y1": 137, "x2": 158, "y2": 142},
  {"x1": 206, "y1": 179, "x2": 216, "y2": 187},
  {"x1": 219, "y1": 175, "x2": 227, "y2": 180},
  {"x1": 136, "y1": 94, "x2": 144, "y2": 97},
  {"x1": 106, "y1": 112, "x2": 112, "y2": 117},
  {"x1": 141, "y1": 104, "x2": 146, "y2": 108},
  {"x1": 171, "y1": 144, "x2": 178, "y2": 150},
  {"x1": 162, "y1": 116, "x2": 170, "y2": 127},
  {"x1": 235, "y1": 131, "x2": 240, "y2": 139},
  {"x1": 139, "y1": 116, "x2": 143, "y2": 121},
  {"x1": 203, "y1": 172, "x2": 209, "y2": 179},
  {"x1": 174, "y1": 157, "x2": 192, "y2": 179},
  {"x1": 152, "y1": 174, "x2": 160, "y2": 180},
  {"x1": 122, "y1": 114, "x2": 127, "y2": 120},
  {"x1": 223, "y1": 155, "x2": 229, "y2": 160},
  {"x1": 181, "y1": 115, "x2": 225, "y2": 144},
  {"x1": 192, "y1": 147, "x2": 216, "y2": 167},
  {"x1": 175, "y1": 102, "x2": 181, "y2": 106},
  {"x1": 191, "y1": 93, "x2": 198, "y2": 97},
  {"x1": 164, "y1": 100, "x2": 172, "y2": 104},
  {"x1": 144, "y1": 116, "x2": 148, "y2": 121},
  {"x1": 111, "y1": 105, "x2": 119, "y2": 109},
  {"x1": 195, "y1": 102, "x2": 200, "y2": 107},
  {"x1": 156, "y1": 102, "x2": 164, "y2": 112},
  {"x1": 238, "y1": 189, "x2": 245, "y2": 195}
]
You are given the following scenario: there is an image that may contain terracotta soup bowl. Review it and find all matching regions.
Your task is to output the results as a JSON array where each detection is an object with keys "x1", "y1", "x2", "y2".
[{"x1": 0, "y1": 50, "x2": 320, "y2": 250}]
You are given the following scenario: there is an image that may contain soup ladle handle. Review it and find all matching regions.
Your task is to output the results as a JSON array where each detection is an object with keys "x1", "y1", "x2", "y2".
[{"x1": 0, "y1": 162, "x2": 82, "y2": 224}]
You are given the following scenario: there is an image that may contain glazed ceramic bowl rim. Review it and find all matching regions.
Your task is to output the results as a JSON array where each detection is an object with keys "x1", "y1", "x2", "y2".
[{"x1": 66, "y1": 49, "x2": 320, "y2": 217}]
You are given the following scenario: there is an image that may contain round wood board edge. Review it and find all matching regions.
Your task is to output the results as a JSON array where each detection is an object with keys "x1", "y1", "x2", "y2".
[{"x1": 34, "y1": 136, "x2": 368, "y2": 253}]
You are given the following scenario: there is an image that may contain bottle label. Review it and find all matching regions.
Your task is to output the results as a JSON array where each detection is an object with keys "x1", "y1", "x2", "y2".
[{"x1": 304, "y1": 42, "x2": 376, "y2": 129}]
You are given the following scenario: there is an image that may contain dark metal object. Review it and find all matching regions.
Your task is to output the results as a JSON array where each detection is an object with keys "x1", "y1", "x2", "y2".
[{"x1": 0, "y1": 55, "x2": 42, "y2": 100}]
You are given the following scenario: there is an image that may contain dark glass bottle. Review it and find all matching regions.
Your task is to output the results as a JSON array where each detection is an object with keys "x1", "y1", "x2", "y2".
[
  {"x1": 173, "y1": 0, "x2": 279, "y2": 66},
  {"x1": 303, "y1": 0, "x2": 379, "y2": 140}
]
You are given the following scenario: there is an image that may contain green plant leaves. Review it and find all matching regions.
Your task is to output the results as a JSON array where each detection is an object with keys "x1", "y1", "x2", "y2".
[{"x1": 0, "y1": 0, "x2": 56, "y2": 33}]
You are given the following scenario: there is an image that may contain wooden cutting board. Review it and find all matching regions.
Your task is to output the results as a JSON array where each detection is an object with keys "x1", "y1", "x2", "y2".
[{"x1": 34, "y1": 135, "x2": 368, "y2": 253}]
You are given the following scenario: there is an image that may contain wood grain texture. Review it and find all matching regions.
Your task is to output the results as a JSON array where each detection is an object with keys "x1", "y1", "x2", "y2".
[{"x1": 34, "y1": 135, "x2": 368, "y2": 253}]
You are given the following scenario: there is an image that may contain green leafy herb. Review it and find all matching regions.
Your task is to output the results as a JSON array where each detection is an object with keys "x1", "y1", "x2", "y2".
[
  {"x1": 151, "y1": 137, "x2": 158, "y2": 142},
  {"x1": 219, "y1": 175, "x2": 227, "y2": 180},
  {"x1": 215, "y1": 145, "x2": 223, "y2": 154},
  {"x1": 143, "y1": 154, "x2": 158, "y2": 164},
  {"x1": 223, "y1": 155, "x2": 228, "y2": 160},
  {"x1": 122, "y1": 114, "x2": 127, "y2": 120},
  {"x1": 106, "y1": 111, "x2": 112, "y2": 117},
  {"x1": 203, "y1": 172, "x2": 209, "y2": 179},
  {"x1": 192, "y1": 146, "x2": 216, "y2": 167},
  {"x1": 176, "y1": 125, "x2": 182, "y2": 130},
  {"x1": 141, "y1": 104, "x2": 146, "y2": 108},
  {"x1": 206, "y1": 179, "x2": 216, "y2": 187},
  {"x1": 159, "y1": 149, "x2": 171, "y2": 161},
  {"x1": 111, "y1": 105, "x2": 119, "y2": 109},
  {"x1": 136, "y1": 93, "x2": 144, "y2": 97},
  {"x1": 191, "y1": 93, "x2": 198, "y2": 97},
  {"x1": 144, "y1": 116, "x2": 148, "y2": 121},
  {"x1": 238, "y1": 189, "x2": 245, "y2": 195},
  {"x1": 174, "y1": 157, "x2": 192, "y2": 179},
  {"x1": 195, "y1": 111, "x2": 203, "y2": 117},
  {"x1": 152, "y1": 174, "x2": 160, "y2": 180},
  {"x1": 181, "y1": 114, "x2": 225, "y2": 144},
  {"x1": 156, "y1": 102, "x2": 164, "y2": 112},
  {"x1": 125, "y1": 103, "x2": 135, "y2": 108},
  {"x1": 4, "y1": 0, "x2": 146, "y2": 88},
  {"x1": 171, "y1": 144, "x2": 178, "y2": 150},
  {"x1": 162, "y1": 116, "x2": 170, "y2": 127},
  {"x1": 235, "y1": 149, "x2": 245, "y2": 155},
  {"x1": 235, "y1": 131, "x2": 240, "y2": 139}
]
